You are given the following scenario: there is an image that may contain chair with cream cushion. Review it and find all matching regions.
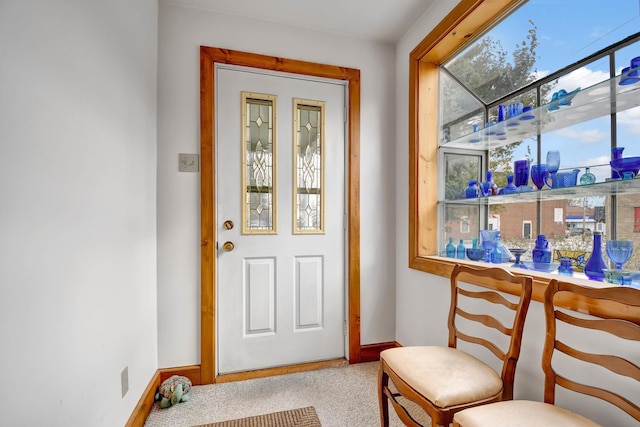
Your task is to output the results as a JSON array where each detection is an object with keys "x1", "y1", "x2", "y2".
[
  {"x1": 378, "y1": 264, "x2": 533, "y2": 427},
  {"x1": 453, "y1": 279, "x2": 640, "y2": 427}
]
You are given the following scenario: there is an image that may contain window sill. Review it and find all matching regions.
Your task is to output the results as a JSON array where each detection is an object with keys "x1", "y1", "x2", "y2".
[{"x1": 411, "y1": 255, "x2": 626, "y2": 304}]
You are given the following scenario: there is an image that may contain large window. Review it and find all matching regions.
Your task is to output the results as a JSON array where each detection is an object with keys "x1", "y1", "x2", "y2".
[{"x1": 409, "y1": 0, "x2": 640, "y2": 274}]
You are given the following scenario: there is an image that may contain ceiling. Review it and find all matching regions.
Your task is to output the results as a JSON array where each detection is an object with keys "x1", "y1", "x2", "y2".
[{"x1": 161, "y1": 0, "x2": 437, "y2": 43}]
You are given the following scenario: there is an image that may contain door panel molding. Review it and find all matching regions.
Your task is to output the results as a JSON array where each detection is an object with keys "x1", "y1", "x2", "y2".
[{"x1": 200, "y1": 46, "x2": 361, "y2": 384}]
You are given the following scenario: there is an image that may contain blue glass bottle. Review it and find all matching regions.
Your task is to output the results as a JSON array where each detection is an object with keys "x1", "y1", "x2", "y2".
[
  {"x1": 584, "y1": 231, "x2": 607, "y2": 281},
  {"x1": 456, "y1": 239, "x2": 465, "y2": 259},
  {"x1": 579, "y1": 167, "x2": 596, "y2": 185},
  {"x1": 446, "y1": 237, "x2": 456, "y2": 258},
  {"x1": 501, "y1": 175, "x2": 518, "y2": 195},
  {"x1": 483, "y1": 171, "x2": 499, "y2": 196}
]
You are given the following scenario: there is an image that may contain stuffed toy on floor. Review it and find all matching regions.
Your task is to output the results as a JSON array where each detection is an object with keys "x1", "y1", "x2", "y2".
[{"x1": 155, "y1": 375, "x2": 192, "y2": 408}]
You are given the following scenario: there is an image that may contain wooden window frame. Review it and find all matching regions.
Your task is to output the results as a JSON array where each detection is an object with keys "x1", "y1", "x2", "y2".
[
  {"x1": 407, "y1": 0, "x2": 636, "y2": 312},
  {"x1": 408, "y1": 0, "x2": 524, "y2": 277}
]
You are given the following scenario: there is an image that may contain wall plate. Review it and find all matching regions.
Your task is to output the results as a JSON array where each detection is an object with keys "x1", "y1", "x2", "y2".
[
  {"x1": 179, "y1": 153, "x2": 199, "y2": 172},
  {"x1": 121, "y1": 366, "x2": 129, "y2": 398}
]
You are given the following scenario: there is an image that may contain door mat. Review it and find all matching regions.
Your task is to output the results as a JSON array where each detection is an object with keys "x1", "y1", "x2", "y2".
[{"x1": 192, "y1": 406, "x2": 321, "y2": 427}]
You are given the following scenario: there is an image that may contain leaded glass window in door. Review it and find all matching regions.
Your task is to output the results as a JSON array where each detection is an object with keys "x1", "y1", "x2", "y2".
[
  {"x1": 241, "y1": 92, "x2": 277, "y2": 234},
  {"x1": 293, "y1": 99, "x2": 325, "y2": 234}
]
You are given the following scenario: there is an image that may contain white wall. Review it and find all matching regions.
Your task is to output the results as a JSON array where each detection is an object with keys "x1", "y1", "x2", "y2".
[
  {"x1": 0, "y1": 1, "x2": 158, "y2": 426},
  {"x1": 394, "y1": 4, "x2": 637, "y2": 426},
  {"x1": 157, "y1": 4, "x2": 397, "y2": 368}
]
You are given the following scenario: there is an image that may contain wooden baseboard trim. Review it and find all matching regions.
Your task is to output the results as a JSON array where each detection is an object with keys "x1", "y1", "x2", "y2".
[
  {"x1": 215, "y1": 358, "x2": 348, "y2": 383},
  {"x1": 125, "y1": 370, "x2": 160, "y2": 427},
  {"x1": 360, "y1": 341, "x2": 400, "y2": 362},
  {"x1": 158, "y1": 364, "x2": 202, "y2": 386}
]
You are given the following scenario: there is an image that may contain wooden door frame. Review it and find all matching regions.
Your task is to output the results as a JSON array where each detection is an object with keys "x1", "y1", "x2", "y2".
[{"x1": 200, "y1": 46, "x2": 361, "y2": 384}]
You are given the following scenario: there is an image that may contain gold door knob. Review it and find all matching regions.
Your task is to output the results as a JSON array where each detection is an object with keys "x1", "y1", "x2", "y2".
[
  {"x1": 223, "y1": 241, "x2": 235, "y2": 252},
  {"x1": 223, "y1": 220, "x2": 234, "y2": 230}
]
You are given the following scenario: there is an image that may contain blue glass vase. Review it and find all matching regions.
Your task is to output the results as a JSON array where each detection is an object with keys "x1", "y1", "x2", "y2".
[
  {"x1": 532, "y1": 234, "x2": 551, "y2": 263},
  {"x1": 584, "y1": 231, "x2": 607, "y2": 281}
]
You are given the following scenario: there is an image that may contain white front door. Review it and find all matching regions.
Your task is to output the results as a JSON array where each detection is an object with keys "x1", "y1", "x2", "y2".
[{"x1": 216, "y1": 66, "x2": 346, "y2": 374}]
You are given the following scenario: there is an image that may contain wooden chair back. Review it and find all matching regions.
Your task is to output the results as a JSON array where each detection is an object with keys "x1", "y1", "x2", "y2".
[
  {"x1": 448, "y1": 264, "x2": 533, "y2": 400},
  {"x1": 542, "y1": 280, "x2": 640, "y2": 422}
]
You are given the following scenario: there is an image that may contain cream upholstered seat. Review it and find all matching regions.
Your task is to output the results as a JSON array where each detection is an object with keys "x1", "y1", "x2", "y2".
[
  {"x1": 379, "y1": 264, "x2": 533, "y2": 427},
  {"x1": 381, "y1": 346, "x2": 503, "y2": 408},
  {"x1": 453, "y1": 280, "x2": 640, "y2": 427},
  {"x1": 454, "y1": 400, "x2": 601, "y2": 426}
]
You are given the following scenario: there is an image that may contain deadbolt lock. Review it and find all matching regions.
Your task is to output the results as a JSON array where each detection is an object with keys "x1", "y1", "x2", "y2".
[{"x1": 223, "y1": 220, "x2": 234, "y2": 230}]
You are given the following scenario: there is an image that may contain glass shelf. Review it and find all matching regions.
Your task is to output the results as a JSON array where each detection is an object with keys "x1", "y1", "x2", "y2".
[
  {"x1": 442, "y1": 71, "x2": 640, "y2": 151},
  {"x1": 441, "y1": 177, "x2": 640, "y2": 205}
]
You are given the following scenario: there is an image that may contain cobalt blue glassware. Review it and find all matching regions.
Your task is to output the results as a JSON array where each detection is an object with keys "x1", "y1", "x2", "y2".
[
  {"x1": 502, "y1": 175, "x2": 517, "y2": 194},
  {"x1": 558, "y1": 258, "x2": 574, "y2": 276},
  {"x1": 610, "y1": 156, "x2": 640, "y2": 179},
  {"x1": 520, "y1": 105, "x2": 535, "y2": 120},
  {"x1": 497, "y1": 104, "x2": 507, "y2": 122},
  {"x1": 611, "y1": 147, "x2": 624, "y2": 179},
  {"x1": 465, "y1": 180, "x2": 479, "y2": 198},
  {"x1": 619, "y1": 66, "x2": 640, "y2": 86},
  {"x1": 466, "y1": 248, "x2": 485, "y2": 261},
  {"x1": 480, "y1": 229, "x2": 499, "y2": 263},
  {"x1": 456, "y1": 239, "x2": 465, "y2": 260},
  {"x1": 532, "y1": 234, "x2": 551, "y2": 263},
  {"x1": 522, "y1": 261, "x2": 559, "y2": 273},
  {"x1": 546, "y1": 150, "x2": 560, "y2": 187},
  {"x1": 584, "y1": 231, "x2": 607, "y2": 281},
  {"x1": 514, "y1": 159, "x2": 530, "y2": 187},
  {"x1": 509, "y1": 248, "x2": 527, "y2": 269},
  {"x1": 530, "y1": 163, "x2": 549, "y2": 190},
  {"x1": 546, "y1": 169, "x2": 579, "y2": 188},
  {"x1": 606, "y1": 240, "x2": 634, "y2": 270}
]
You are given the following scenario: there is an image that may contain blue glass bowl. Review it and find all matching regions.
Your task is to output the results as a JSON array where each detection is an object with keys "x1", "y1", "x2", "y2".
[
  {"x1": 522, "y1": 261, "x2": 559, "y2": 273},
  {"x1": 466, "y1": 248, "x2": 485, "y2": 261},
  {"x1": 610, "y1": 157, "x2": 640, "y2": 178}
]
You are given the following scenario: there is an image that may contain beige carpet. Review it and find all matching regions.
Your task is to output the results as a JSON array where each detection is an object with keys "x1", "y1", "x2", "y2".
[
  {"x1": 144, "y1": 362, "x2": 428, "y2": 426},
  {"x1": 192, "y1": 407, "x2": 320, "y2": 427}
]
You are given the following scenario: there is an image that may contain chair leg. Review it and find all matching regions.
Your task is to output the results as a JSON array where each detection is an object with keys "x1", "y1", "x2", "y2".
[{"x1": 378, "y1": 361, "x2": 390, "y2": 427}]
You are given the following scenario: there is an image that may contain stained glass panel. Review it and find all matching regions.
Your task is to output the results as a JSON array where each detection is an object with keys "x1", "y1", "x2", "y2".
[
  {"x1": 293, "y1": 99, "x2": 325, "y2": 234},
  {"x1": 242, "y1": 92, "x2": 277, "y2": 234}
]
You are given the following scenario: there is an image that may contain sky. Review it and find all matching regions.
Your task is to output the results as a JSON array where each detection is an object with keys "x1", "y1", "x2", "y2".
[{"x1": 478, "y1": 0, "x2": 640, "y2": 186}]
